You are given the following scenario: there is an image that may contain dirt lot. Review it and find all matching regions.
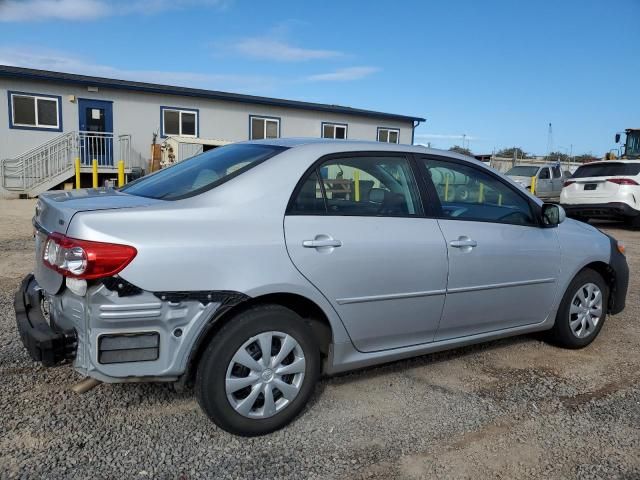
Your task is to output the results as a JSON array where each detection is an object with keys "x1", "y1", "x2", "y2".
[{"x1": 0, "y1": 199, "x2": 638, "y2": 479}]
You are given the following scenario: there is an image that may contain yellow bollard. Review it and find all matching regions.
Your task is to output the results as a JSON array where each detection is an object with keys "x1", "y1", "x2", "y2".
[
  {"x1": 92, "y1": 159, "x2": 98, "y2": 188},
  {"x1": 353, "y1": 170, "x2": 360, "y2": 202},
  {"x1": 75, "y1": 157, "x2": 81, "y2": 189},
  {"x1": 444, "y1": 175, "x2": 450, "y2": 201},
  {"x1": 479, "y1": 183, "x2": 485, "y2": 203},
  {"x1": 530, "y1": 176, "x2": 536, "y2": 195},
  {"x1": 117, "y1": 160, "x2": 125, "y2": 187}
]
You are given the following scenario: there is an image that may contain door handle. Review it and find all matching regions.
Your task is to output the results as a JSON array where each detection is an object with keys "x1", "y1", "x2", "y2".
[
  {"x1": 303, "y1": 239, "x2": 343, "y2": 248},
  {"x1": 449, "y1": 236, "x2": 477, "y2": 248}
]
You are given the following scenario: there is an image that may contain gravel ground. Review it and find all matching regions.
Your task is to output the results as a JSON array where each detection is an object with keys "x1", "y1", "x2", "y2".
[{"x1": 0, "y1": 199, "x2": 639, "y2": 479}]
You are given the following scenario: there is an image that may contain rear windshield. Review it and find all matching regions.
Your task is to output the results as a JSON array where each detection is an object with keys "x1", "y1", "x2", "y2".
[
  {"x1": 122, "y1": 144, "x2": 287, "y2": 200},
  {"x1": 505, "y1": 166, "x2": 539, "y2": 177},
  {"x1": 571, "y1": 162, "x2": 640, "y2": 179}
]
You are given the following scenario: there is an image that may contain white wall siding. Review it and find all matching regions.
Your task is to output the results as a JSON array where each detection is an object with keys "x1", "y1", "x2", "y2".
[{"x1": 1, "y1": 78, "x2": 415, "y2": 197}]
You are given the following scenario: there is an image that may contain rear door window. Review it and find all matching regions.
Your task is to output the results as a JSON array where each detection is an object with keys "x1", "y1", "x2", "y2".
[
  {"x1": 571, "y1": 162, "x2": 640, "y2": 178},
  {"x1": 288, "y1": 155, "x2": 423, "y2": 216}
]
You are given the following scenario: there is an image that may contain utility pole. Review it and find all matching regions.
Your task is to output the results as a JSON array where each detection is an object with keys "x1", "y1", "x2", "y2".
[{"x1": 547, "y1": 123, "x2": 553, "y2": 156}]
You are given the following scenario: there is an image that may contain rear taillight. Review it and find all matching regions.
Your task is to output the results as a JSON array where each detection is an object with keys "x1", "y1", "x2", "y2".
[
  {"x1": 563, "y1": 180, "x2": 575, "y2": 187},
  {"x1": 607, "y1": 178, "x2": 639, "y2": 185},
  {"x1": 43, "y1": 233, "x2": 137, "y2": 279}
]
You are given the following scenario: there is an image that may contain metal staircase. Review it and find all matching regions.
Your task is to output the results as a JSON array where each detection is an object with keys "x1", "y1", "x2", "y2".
[{"x1": 1, "y1": 132, "x2": 132, "y2": 197}]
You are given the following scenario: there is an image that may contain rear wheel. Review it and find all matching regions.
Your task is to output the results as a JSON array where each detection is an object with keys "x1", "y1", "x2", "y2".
[
  {"x1": 195, "y1": 305, "x2": 320, "y2": 436},
  {"x1": 546, "y1": 269, "x2": 608, "y2": 348}
]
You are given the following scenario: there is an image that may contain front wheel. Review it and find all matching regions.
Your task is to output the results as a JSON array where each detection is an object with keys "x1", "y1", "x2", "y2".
[
  {"x1": 195, "y1": 305, "x2": 320, "y2": 436},
  {"x1": 546, "y1": 269, "x2": 608, "y2": 349}
]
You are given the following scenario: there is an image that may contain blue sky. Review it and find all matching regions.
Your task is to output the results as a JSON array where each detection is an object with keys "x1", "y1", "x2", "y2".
[{"x1": 0, "y1": 0, "x2": 638, "y2": 155}]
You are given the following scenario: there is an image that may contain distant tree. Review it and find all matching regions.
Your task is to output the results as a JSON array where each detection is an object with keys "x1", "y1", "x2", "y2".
[
  {"x1": 546, "y1": 151, "x2": 570, "y2": 162},
  {"x1": 574, "y1": 153, "x2": 601, "y2": 163},
  {"x1": 449, "y1": 145, "x2": 472, "y2": 156},
  {"x1": 496, "y1": 147, "x2": 528, "y2": 159}
]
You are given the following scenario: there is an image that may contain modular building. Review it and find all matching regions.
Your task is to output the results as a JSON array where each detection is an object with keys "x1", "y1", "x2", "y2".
[{"x1": 0, "y1": 65, "x2": 424, "y2": 197}]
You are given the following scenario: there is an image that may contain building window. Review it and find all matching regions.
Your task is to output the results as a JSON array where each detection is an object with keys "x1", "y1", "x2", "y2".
[
  {"x1": 250, "y1": 115, "x2": 280, "y2": 140},
  {"x1": 377, "y1": 127, "x2": 400, "y2": 144},
  {"x1": 161, "y1": 107, "x2": 198, "y2": 137},
  {"x1": 322, "y1": 122, "x2": 347, "y2": 139},
  {"x1": 8, "y1": 91, "x2": 62, "y2": 131}
]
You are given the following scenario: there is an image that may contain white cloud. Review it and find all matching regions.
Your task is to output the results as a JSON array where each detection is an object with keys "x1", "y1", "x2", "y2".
[
  {"x1": 230, "y1": 38, "x2": 343, "y2": 62},
  {"x1": 0, "y1": 47, "x2": 275, "y2": 94},
  {"x1": 0, "y1": 0, "x2": 108, "y2": 21},
  {"x1": 305, "y1": 66, "x2": 380, "y2": 82},
  {"x1": 0, "y1": 0, "x2": 229, "y2": 22}
]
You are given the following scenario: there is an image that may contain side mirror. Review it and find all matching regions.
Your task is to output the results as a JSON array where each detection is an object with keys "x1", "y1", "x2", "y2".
[
  {"x1": 615, "y1": 133, "x2": 621, "y2": 143},
  {"x1": 541, "y1": 203, "x2": 566, "y2": 227}
]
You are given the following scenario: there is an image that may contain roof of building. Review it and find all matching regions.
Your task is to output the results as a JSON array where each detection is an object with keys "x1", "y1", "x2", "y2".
[{"x1": 0, "y1": 65, "x2": 425, "y2": 124}]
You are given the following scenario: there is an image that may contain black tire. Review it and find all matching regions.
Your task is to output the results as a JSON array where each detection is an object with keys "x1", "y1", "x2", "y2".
[
  {"x1": 546, "y1": 269, "x2": 608, "y2": 349},
  {"x1": 624, "y1": 215, "x2": 640, "y2": 229},
  {"x1": 195, "y1": 304, "x2": 320, "y2": 436}
]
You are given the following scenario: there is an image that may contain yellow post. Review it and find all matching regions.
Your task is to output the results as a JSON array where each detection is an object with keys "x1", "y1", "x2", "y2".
[
  {"x1": 444, "y1": 175, "x2": 450, "y2": 201},
  {"x1": 479, "y1": 183, "x2": 485, "y2": 203},
  {"x1": 530, "y1": 176, "x2": 536, "y2": 195},
  {"x1": 117, "y1": 160, "x2": 125, "y2": 187},
  {"x1": 74, "y1": 157, "x2": 81, "y2": 189},
  {"x1": 92, "y1": 159, "x2": 98, "y2": 188},
  {"x1": 353, "y1": 170, "x2": 360, "y2": 201}
]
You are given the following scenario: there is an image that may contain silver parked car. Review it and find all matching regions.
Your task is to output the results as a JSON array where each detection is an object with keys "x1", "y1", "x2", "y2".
[
  {"x1": 16, "y1": 140, "x2": 628, "y2": 436},
  {"x1": 505, "y1": 163, "x2": 566, "y2": 200}
]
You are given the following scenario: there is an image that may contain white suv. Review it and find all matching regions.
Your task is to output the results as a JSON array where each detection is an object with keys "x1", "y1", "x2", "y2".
[{"x1": 560, "y1": 160, "x2": 640, "y2": 226}]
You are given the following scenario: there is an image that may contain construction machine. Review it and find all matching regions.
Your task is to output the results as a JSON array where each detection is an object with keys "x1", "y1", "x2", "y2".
[{"x1": 612, "y1": 129, "x2": 640, "y2": 159}]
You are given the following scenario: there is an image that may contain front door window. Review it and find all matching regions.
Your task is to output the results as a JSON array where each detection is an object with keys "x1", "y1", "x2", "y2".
[{"x1": 424, "y1": 159, "x2": 535, "y2": 225}]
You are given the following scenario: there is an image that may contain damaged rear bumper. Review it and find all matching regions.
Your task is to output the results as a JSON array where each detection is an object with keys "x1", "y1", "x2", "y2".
[
  {"x1": 14, "y1": 273, "x2": 248, "y2": 383},
  {"x1": 15, "y1": 274, "x2": 77, "y2": 366}
]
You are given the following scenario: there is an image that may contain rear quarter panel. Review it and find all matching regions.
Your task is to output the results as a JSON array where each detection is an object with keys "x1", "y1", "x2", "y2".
[{"x1": 65, "y1": 146, "x2": 355, "y2": 345}]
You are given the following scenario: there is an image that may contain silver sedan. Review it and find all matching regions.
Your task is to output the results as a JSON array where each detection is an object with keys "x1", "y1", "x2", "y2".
[{"x1": 16, "y1": 139, "x2": 629, "y2": 436}]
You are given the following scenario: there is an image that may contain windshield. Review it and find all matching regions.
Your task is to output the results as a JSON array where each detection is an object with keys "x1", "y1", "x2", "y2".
[
  {"x1": 625, "y1": 131, "x2": 640, "y2": 158},
  {"x1": 571, "y1": 162, "x2": 640, "y2": 178},
  {"x1": 505, "y1": 166, "x2": 539, "y2": 177},
  {"x1": 122, "y1": 144, "x2": 287, "y2": 200}
]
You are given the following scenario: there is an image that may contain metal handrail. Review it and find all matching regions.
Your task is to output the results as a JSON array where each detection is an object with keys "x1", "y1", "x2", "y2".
[
  {"x1": 2, "y1": 131, "x2": 76, "y2": 191},
  {"x1": 1, "y1": 131, "x2": 133, "y2": 194}
]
